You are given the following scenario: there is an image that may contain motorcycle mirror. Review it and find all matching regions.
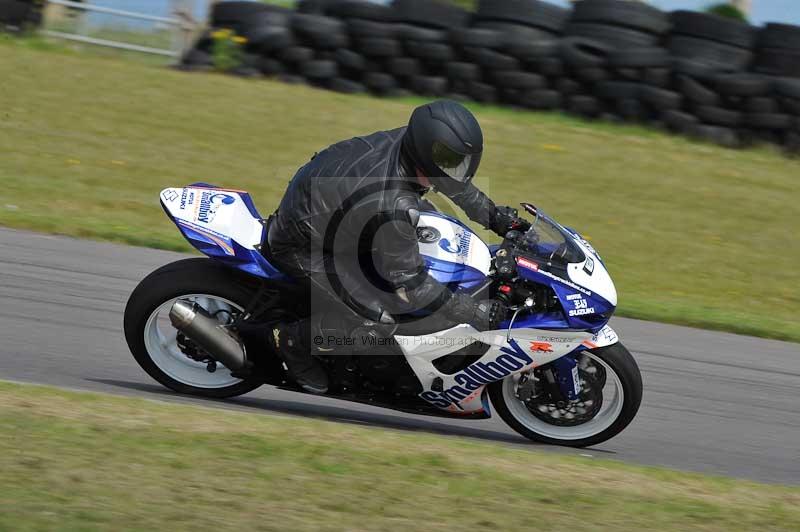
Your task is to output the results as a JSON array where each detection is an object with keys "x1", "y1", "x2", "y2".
[{"x1": 520, "y1": 202, "x2": 538, "y2": 217}]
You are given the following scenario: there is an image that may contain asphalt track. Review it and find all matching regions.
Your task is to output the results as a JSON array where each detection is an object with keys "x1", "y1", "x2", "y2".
[{"x1": 1, "y1": 227, "x2": 799, "y2": 485}]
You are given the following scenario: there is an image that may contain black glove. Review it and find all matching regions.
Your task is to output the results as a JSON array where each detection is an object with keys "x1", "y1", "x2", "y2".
[
  {"x1": 443, "y1": 293, "x2": 505, "y2": 331},
  {"x1": 491, "y1": 206, "x2": 531, "y2": 237}
]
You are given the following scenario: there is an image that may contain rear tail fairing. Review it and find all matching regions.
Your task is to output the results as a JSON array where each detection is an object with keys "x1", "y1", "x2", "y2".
[
  {"x1": 396, "y1": 324, "x2": 619, "y2": 415},
  {"x1": 160, "y1": 185, "x2": 288, "y2": 280}
]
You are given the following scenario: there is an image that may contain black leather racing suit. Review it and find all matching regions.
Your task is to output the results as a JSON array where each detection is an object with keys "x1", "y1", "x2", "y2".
[{"x1": 266, "y1": 127, "x2": 499, "y2": 343}]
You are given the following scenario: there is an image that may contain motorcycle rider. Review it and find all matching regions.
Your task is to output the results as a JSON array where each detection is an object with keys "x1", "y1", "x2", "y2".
[{"x1": 266, "y1": 100, "x2": 529, "y2": 394}]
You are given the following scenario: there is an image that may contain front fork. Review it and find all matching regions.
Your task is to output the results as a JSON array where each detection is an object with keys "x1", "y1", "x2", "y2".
[{"x1": 547, "y1": 355, "x2": 581, "y2": 402}]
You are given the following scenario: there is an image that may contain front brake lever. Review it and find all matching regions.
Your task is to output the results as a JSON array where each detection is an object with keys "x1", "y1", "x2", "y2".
[
  {"x1": 506, "y1": 306, "x2": 524, "y2": 342},
  {"x1": 505, "y1": 297, "x2": 535, "y2": 342}
]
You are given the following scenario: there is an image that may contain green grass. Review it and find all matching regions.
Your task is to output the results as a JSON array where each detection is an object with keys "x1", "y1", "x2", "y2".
[
  {"x1": 0, "y1": 381, "x2": 798, "y2": 531},
  {"x1": 1, "y1": 42, "x2": 799, "y2": 341}
]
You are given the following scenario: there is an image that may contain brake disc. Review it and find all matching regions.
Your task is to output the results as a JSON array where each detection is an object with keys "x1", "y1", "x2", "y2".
[{"x1": 527, "y1": 371, "x2": 604, "y2": 427}]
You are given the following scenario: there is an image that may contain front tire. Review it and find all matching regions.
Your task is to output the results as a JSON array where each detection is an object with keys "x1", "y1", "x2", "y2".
[
  {"x1": 123, "y1": 258, "x2": 266, "y2": 398},
  {"x1": 489, "y1": 343, "x2": 643, "y2": 447}
]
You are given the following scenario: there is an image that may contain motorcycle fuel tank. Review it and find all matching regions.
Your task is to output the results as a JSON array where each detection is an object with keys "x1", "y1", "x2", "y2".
[{"x1": 416, "y1": 212, "x2": 491, "y2": 290}]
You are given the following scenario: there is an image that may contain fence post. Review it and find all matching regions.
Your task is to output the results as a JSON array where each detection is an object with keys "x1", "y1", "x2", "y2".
[
  {"x1": 206, "y1": 0, "x2": 217, "y2": 25},
  {"x1": 171, "y1": 0, "x2": 204, "y2": 58}
]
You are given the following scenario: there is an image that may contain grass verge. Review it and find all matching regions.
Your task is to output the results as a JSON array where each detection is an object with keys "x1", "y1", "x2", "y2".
[
  {"x1": 1, "y1": 42, "x2": 799, "y2": 341},
  {"x1": 1, "y1": 381, "x2": 798, "y2": 531}
]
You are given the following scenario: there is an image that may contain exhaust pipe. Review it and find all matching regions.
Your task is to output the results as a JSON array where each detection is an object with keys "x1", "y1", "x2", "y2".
[{"x1": 169, "y1": 300, "x2": 246, "y2": 371}]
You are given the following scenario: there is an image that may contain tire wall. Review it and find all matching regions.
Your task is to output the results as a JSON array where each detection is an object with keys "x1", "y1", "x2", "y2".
[
  {"x1": 0, "y1": 0, "x2": 45, "y2": 30},
  {"x1": 179, "y1": 0, "x2": 800, "y2": 154}
]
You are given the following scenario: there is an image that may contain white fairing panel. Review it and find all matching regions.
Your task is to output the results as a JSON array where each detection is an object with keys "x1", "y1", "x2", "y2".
[
  {"x1": 417, "y1": 213, "x2": 491, "y2": 276},
  {"x1": 396, "y1": 326, "x2": 618, "y2": 415},
  {"x1": 567, "y1": 235, "x2": 617, "y2": 306},
  {"x1": 160, "y1": 187, "x2": 263, "y2": 252},
  {"x1": 588, "y1": 325, "x2": 619, "y2": 347}
]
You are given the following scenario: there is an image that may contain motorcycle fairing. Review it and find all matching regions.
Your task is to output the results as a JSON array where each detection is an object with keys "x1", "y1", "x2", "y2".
[
  {"x1": 396, "y1": 324, "x2": 619, "y2": 415},
  {"x1": 416, "y1": 212, "x2": 491, "y2": 290},
  {"x1": 160, "y1": 185, "x2": 288, "y2": 280},
  {"x1": 415, "y1": 209, "x2": 616, "y2": 332},
  {"x1": 514, "y1": 265, "x2": 616, "y2": 332},
  {"x1": 508, "y1": 213, "x2": 617, "y2": 332}
]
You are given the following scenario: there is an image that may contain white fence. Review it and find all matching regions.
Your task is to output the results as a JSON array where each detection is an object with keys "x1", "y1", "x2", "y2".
[{"x1": 42, "y1": 0, "x2": 201, "y2": 57}]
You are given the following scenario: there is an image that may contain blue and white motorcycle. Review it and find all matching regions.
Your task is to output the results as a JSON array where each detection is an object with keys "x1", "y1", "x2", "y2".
[{"x1": 124, "y1": 185, "x2": 642, "y2": 447}]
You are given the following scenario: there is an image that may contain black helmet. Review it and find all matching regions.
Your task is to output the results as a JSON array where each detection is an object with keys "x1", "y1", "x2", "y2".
[{"x1": 401, "y1": 100, "x2": 483, "y2": 196}]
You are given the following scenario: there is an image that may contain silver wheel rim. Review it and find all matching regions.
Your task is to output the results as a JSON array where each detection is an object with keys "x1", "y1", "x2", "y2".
[
  {"x1": 143, "y1": 294, "x2": 245, "y2": 389},
  {"x1": 501, "y1": 352, "x2": 624, "y2": 441}
]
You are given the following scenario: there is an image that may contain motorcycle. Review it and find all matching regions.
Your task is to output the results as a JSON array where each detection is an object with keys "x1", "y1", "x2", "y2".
[{"x1": 124, "y1": 184, "x2": 642, "y2": 447}]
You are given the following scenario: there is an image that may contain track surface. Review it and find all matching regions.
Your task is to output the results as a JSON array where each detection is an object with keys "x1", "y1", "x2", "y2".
[{"x1": 1, "y1": 227, "x2": 799, "y2": 485}]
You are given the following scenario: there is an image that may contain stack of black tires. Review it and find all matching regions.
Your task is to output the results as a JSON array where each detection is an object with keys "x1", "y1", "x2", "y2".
[
  {"x1": 178, "y1": 0, "x2": 800, "y2": 155},
  {"x1": 0, "y1": 0, "x2": 43, "y2": 31},
  {"x1": 334, "y1": 1, "x2": 403, "y2": 95},
  {"x1": 753, "y1": 24, "x2": 800, "y2": 149},
  {"x1": 663, "y1": 10, "x2": 758, "y2": 146},
  {"x1": 559, "y1": 1, "x2": 673, "y2": 120},
  {"x1": 392, "y1": 0, "x2": 467, "y2": 97},
  {"x1": 452, "y1": 0, "x2": 568, "y2": 108}
]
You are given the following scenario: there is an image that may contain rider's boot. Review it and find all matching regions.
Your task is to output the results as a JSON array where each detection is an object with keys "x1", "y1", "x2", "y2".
[{"x1": 272, "y1": 320, "x2": 328, "y2": 395}]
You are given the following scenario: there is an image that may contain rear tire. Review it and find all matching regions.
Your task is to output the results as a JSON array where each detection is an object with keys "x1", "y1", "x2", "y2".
[
  {"x1": 489, "y1": 343, "x2": 643, "y2": 447},
  {"x1": 124, "y1": 258, "x2": 266, "y2": 398}
]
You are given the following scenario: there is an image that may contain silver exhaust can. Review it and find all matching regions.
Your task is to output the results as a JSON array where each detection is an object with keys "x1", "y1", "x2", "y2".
[{"x1": 169, "y1": 299, "x2": 247, "y2": 371}]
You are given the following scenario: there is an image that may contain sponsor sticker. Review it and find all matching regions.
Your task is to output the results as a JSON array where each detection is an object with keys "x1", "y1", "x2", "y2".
[
  {"x1": 439, "y1": 238, "x2": 460, "y2": 254},
  {"x1": 534, "y1": 336, "x2": 576, "y2": 343},
  {"x1": 592, "y1": 326, "x2": 618, "y2": 345},
  {"x1": 583, "y1": 256, "x2": 595, "y2": 275},
  {"x1": 566, "y1": 294, "x2": 595, "y2": 317},
  {"x1": 529, "y1": 341, "x2": 553, "y2": 353},
  {"x1": 161, "y1": 189, "x2": 179, "y2": 203},
  {"x1": 536, "y1": 268, "x2": 592, "y2": 296},
  {"x1": 516, "y1": 257, "x2": 539, "y2": 272},
  {"x1": 438, "y1": 229, "x2": 470, "y2": 257},
  {"x1": 179, "y1": 188, "x2": 194, "y2": 210},
  {"x1": 196, "y1": 191, "x2": 236, "y2": 224},
  {"x1": 420, "y1": 340, "x2": 533, "y2": 408},
  {"x1": 571, "y1": 365, "x2": 581, "y2": 395}
]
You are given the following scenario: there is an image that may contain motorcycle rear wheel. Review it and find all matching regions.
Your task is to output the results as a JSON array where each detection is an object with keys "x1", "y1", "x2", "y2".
[
  {"x1": 124, "y1": 258, "x2": 267, "y2": 398},
  {"x1": 489, "y1": 343, "x2": 642, "y2": 447}
]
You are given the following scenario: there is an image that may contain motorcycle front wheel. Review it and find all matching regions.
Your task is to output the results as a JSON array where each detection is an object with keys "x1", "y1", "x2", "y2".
[{"x1": 488, "y1": 343, "x2": 643, "y2": 448}]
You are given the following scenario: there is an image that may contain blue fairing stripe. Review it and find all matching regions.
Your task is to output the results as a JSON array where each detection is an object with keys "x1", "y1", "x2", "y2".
[
  {"x1": 424, "y1": 255, "x2": 486, "y2": 283},
  {"x1": 480, "y1": 388, "x2": 492, "y2": 417}
]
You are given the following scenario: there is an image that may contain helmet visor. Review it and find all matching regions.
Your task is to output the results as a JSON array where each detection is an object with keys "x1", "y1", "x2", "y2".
[{"x1": 431, "y1": 141, "x2": 474, "y2": 181}]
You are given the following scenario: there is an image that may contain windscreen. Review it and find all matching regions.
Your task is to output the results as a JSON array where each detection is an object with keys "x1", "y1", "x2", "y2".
[{"x1": 520, "y1": 212, "x2": 585, "y2": 268}]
